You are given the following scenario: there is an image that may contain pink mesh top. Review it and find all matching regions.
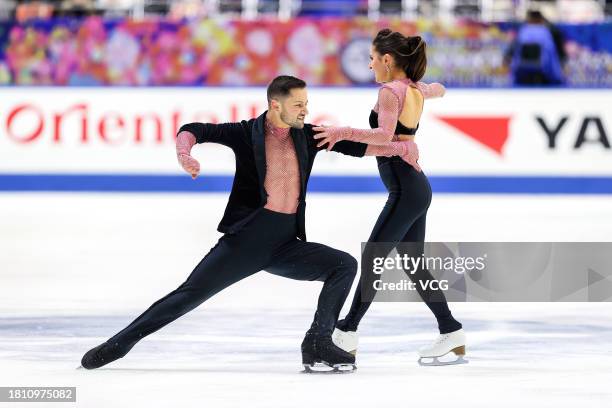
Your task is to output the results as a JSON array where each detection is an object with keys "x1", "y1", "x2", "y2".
[
  {"x1": 373, "y1": 79, "x2": 445, "y2": 115},
  {"x1": 311, "y1": 79, "x2": 445, "y2": 152},
  {"x1": 263, "y1": 119, "x2": 300, "y2": 214},
  {"x1": 369, "y1": 78, "x2": 445, "y2": 143}
]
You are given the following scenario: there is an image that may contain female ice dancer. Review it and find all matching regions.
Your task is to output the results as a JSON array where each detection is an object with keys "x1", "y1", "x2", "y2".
[{"x1": 313, "y1": 29, "x2": 466, "y2": 366}]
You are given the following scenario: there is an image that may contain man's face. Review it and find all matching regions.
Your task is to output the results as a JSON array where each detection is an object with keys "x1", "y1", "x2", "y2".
[{"x1": 278, "y1": 88, "x2": 309, "y2": 129}]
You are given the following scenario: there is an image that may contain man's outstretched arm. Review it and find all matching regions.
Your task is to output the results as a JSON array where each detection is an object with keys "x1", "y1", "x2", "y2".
[{"x1": 175, "y1": 121, "x2": 244, "y2": 179}]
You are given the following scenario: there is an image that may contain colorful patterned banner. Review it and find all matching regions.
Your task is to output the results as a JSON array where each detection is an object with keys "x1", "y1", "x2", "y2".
[{"x1": 0, "y1": 17, "x2": 610, "y2": 87}]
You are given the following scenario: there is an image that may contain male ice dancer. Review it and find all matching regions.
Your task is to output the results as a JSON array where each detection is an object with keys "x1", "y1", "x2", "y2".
[{"x1": 80, "y1": 75, "x2": 418, "y2": 373}]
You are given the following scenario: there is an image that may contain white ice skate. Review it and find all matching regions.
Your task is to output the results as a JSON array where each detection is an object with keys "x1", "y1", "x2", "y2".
[
  {"x1": 332, "y1": 328, "x2": 359, "y2": 355},
  {"x1": 418, "y1": 328, "x2": 468, "y2": 366}
]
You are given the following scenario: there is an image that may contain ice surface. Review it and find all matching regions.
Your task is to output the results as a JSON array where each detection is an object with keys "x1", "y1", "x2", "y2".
[{"x1": 1, "y1": 193, "x2": 611, "y2": 407}]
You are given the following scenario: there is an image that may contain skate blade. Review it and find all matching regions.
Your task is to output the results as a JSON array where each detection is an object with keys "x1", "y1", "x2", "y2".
[
  {"x1": 301, "y1": 362, "x2": 356, "y2": 374},
  {"x1": 418, "y1": 355, "x2": 468, "y2": 367},
  {"x1": 76, "y1": 365, "x2": 84, "y2": 370}
]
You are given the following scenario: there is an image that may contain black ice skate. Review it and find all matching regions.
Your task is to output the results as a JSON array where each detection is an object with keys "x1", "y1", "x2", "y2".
[
  {"x1": 79, "y1": 341, "x2": 129, "y2": 369},
  {"x1": 301, "y1": 333, "x2": 356, "y2": 374}
]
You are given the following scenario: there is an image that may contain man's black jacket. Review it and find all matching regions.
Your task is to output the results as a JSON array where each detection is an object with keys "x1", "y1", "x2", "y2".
[{"x1": 178, "y1": 111, "x2": 367, "y2": 241}]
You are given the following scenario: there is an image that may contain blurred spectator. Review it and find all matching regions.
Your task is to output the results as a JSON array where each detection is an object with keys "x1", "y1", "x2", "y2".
[{"x1": 504, "y1": 10, "x2": 565, "y2": 86}]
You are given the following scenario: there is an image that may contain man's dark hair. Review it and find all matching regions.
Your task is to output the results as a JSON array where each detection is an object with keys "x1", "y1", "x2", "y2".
[{"x1": 266, "y1": 75, "x2": 306, "y2": 105}]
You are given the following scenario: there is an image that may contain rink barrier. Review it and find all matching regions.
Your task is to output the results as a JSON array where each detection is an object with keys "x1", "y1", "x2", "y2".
[{"x1": 1, "y1": 174, "x2": 612, "y2": 194}]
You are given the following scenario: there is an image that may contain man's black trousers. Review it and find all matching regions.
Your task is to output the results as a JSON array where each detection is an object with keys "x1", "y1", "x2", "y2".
[{"x1": 108, "y1": 209, "x2": 358, "y2": 352}]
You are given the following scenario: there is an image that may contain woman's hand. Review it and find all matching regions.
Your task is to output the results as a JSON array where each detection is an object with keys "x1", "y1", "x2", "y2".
[
  {"x1": 313, "y1": 125, "x2": 351, "y2": 151},
  {"x1": 400, "y1": 140, "x2": 421, "y2": 172}
]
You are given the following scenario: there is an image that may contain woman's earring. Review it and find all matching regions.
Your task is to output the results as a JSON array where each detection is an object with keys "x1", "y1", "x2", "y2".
[{"x1": 385, "y1": 64, "x2": 391, "y2": 82}]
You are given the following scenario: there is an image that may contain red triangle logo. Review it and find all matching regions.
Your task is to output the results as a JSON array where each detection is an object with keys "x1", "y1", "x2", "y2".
[{"x1": 436, "y1": 116, "x2": 512, "y2": 155}]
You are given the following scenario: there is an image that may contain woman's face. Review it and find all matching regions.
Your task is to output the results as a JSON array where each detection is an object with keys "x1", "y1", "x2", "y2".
[{"x1": 369, "y1": 45, "x2": 390, "y2": 83}]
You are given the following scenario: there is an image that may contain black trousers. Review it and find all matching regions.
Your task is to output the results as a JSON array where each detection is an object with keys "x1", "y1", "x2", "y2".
[
  {"x1": 108, "y1": 209, "x2": 357, "y2": 352},
  {"x1": 341, "y1": 157, "x2": 462, "y2": 334}
]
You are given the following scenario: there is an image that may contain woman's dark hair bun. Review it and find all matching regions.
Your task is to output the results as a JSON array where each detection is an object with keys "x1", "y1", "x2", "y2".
[
  {"x1": 372, "y1": 29, "x2": 428, "y2": 81},
  {"x1": 377, "y1": 28, "x2": 393, "y2": 38}
]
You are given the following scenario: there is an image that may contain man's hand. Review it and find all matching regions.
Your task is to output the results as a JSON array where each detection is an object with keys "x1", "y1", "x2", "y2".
[
  {"x1": 176, "y1": 131, "x2": 200, "y2": 179},
  {"x1": 178, "y1": 153, "x2": 200, "y2": 179}
]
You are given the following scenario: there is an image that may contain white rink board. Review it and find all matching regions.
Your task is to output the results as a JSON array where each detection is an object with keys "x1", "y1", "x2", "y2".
[{"x1": 0, "y1": 87, "x2": 610, "y2": 176}]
